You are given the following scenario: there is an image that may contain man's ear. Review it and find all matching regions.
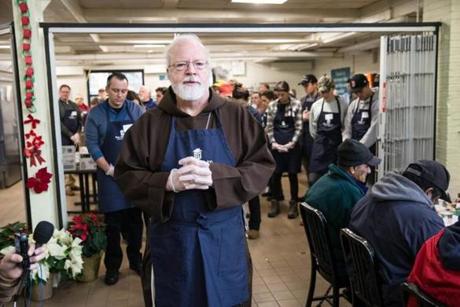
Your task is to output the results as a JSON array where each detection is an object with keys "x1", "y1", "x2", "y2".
[{"x1": 424, "y1": 187, "x2": 434, "y2": 198}]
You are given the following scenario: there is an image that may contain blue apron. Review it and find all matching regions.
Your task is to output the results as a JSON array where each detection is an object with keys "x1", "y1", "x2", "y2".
[
  {"x1": 271, "y1": 102, "x2": 302, "y2": 174},
  {"x1": 62, "y1": 108, "x2": 79, "y2": 146},
  {"x1": 97, "y1": 103, "x2": 135, "y2": 213},
  {"x1": 351, "y1": 94, "x2": 374, "y2": 141},
  {"x1": 151, "y1": 112, "x2": 249, "y2": 307},
  {"x1": 301, "y1": 93, "x2": 320, "y2": 159},
  {"x1": 309, "y1": 97, "x2": 342, "y2": 174}
]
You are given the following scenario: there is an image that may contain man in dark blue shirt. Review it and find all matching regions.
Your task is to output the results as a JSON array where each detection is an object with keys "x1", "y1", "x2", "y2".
[
  {"x1": 139, "y1": 85, "x2": 157, "y2": 110},
  {"x1": 349, "y1": 160, "x2": 449, "y2": 306}
]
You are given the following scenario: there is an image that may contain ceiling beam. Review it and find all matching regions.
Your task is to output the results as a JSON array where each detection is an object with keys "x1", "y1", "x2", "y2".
[
  {"x1": 59, "y1": 0, "x2": 108, "y2": 52},
  {"x1": 55, "y1": 50, "x2": 334, "y2": 61},
  {"x1": 53, "y1": 37, "x2": 319, "y2": 46},
  {"x1": 82, "y1": 8, "x2": 360, "y2": 23},
  {"x1": 162, "y1": 0, "x2": 179, "y2": 9}
]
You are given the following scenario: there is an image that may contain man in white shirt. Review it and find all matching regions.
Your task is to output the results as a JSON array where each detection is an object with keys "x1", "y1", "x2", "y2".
[
  {"x1": 308, "y1": 75, "x2": 348, "y2": 185},
  {"x1": 343, "y1": 74, "x2": 379, "y2": 150}
]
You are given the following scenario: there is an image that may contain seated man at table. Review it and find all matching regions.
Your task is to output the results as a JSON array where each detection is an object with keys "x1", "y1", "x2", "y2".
[
  {"x1": 407, "y1": 219, "x2": 460, "y2": 306},
  {"x1": 305, "y1": 139, "x2": 380, "y2": 281},
  {"x1": 349, "y1": 160, "x2": 448, "y2": 307}
]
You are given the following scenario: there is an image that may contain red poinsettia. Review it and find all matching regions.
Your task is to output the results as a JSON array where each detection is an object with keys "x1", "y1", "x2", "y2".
[
  {"x1": 68, "y1": 214, "x2": 106, "y2": 257},
  {"x1": 26, "y1": 167, "x2": 52, "y2": 193}
]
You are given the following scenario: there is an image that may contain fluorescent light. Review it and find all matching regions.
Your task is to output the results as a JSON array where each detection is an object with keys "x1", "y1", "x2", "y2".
[
  {"x1": 232, "y1": 0, "x2": 287, "y2": 4},
  {"x1": 133, "y1": 44, "x2": 166, "y2": 48}
]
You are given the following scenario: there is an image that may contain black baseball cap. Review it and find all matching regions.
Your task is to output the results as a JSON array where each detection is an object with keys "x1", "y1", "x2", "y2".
[
  {"x1": 337, "y1": 139, "x2": 381, "y2": 167},
  {"x1": 349, "y1": 74, "x2": 369, "y2": 92},
  {"x1": 298, "y1": 74, "x2": 318, "y2": 85},
  {"x1": 403, "y1": 160, "x2": 450, "y2": 201}
]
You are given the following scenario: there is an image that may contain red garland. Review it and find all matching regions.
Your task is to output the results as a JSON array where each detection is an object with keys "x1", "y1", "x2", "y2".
[
  {"x1": 22, "y1": 43, "x2": 30, "y2": 52},
  {"x1": 18, "y1": 2, "x2": 28, "y2": 13},
  {"x1": 25, "y1": 67, "x2": 34, "y2": 78},
  {"x1": 25, "y1": 79, "x2": 33, "y2": 89},
  {"x1": 21, "y1": 16, "x2": 30, "y2": 26},
  {"x1": 23, "y1": 29, "x2": 31, "y2": 39},
  {"x1": 24, "y1": 129, "x2": 46, "y2": 167},
  {"x1": 23, "y1": 114, "x2": 40, "y2": 128},
  {"x1": 18, "y1": 0, "x2": 54, "y2": 192},
  {"x1": 26, "y1": 167, "x2": 52, "y2": 194}
]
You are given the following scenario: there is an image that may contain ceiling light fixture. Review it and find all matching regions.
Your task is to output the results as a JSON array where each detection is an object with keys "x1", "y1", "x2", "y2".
[
  {"x1": 231, "y1": 0, "x2": 287, "y2": 4},
  {"x1": 133, "y1": 44, "x2": 166, "y2": 48}
]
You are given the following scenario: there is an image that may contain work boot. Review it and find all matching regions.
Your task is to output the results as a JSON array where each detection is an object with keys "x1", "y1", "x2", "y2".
[
  {"x1": 288, "y1": 200, "x2": 299, "y2": 219},
  {"x1": 247, "y1": 229, "x2": 260, "y2": 240},
  {"x1": 267, "y1": 200, "x2": 280, "y2": 218}
]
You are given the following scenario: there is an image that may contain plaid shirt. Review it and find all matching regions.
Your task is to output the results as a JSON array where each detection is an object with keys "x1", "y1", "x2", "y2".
[{"x1": 265, "y1": 97, "x2": 303, "y2": 144}]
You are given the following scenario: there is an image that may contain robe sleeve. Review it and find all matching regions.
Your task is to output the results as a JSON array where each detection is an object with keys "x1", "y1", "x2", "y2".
[
  {"x1": 114, "y1": 114, "x2": 174, "y2": 223},
  {"x1": 208, "y1": 106, "x2": 275, "y2": 209}
]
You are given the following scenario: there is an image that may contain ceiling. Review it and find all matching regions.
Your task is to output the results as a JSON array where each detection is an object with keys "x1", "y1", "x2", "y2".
[{"x1": 0, "y1": 0, "x2": 421, "y2": 65}]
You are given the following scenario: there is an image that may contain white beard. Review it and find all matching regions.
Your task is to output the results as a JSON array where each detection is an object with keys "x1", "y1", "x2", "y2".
[{"x1": 172, "y1": 81, "x2": 208, "y2": 101}]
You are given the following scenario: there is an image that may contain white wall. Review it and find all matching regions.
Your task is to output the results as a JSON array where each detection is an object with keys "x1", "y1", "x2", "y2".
[
  {"x1": 423, "y1": 0, "x2": 460, "y2": 195},
  {"x1": 313, "y1": 51, "x2": 380, "y2": 78}
]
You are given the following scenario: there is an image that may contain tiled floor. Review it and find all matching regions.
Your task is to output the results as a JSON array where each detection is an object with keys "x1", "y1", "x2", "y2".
[{"x1": 1, "y1": 176, "x2": 351, "y2": 306}]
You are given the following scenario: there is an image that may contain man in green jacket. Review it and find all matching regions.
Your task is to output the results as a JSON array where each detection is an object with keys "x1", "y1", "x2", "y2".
[{"x1": 305, "y1": 138, "x2": 380, "y2": 280}]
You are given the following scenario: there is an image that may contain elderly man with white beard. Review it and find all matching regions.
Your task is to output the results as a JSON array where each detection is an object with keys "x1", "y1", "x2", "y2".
[{"x1": 114, "y1": 34, "x2": 275, "y2": 307}]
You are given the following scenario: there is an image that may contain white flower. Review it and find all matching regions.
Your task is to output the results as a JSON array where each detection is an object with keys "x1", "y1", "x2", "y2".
[
  {"x1": 30, "y1": 262, "x2": 50, "y2": 283},
  {"x1": 41, "y1": 227, "x2": 84, "y2": 280},
  {"x1": 47, "y1": 241, "x2": 67, "y2": 260}
]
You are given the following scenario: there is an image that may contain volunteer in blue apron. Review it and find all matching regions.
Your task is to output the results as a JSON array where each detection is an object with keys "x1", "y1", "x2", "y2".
[
  {"x1": 113, "y1": 34, "x2": 275, "y2": 307},
  {"x1": 266, "y1": 81, "x2": 303, "y2": 219},
  {"x1": 58, "y1": 84, "x2": 81, "y2": 146},
  {"x1": 58, "y1": 84, "x2": 82, "y2": 195},
  {"x1": 308, "y1": 75, "x2": 348, "y2": 186},
  {"x1": 298, "y1": 74, "x2": 320, "y2": 177},
  {"x1": 85, "y1": 72, "x2": 144, "y2": 286},
  {"x1": 343, "y1": 73, "x2": 380, "y2": 183}
]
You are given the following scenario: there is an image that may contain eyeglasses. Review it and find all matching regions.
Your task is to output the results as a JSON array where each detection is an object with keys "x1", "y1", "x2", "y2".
[{"x1": 168, "y1": 60, "x2": 208, "y2": 71}]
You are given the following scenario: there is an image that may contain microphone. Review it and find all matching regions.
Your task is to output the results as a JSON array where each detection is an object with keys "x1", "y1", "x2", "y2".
[
  {"x1": 33, "y1": 221, "x2": 54, "y2": 248},
  {"x1": 14, "y1": 222, "x2": 54, "y2": 305},
  {"x1": 15, "y1": 221, "x2": 54, "y2": 270}
]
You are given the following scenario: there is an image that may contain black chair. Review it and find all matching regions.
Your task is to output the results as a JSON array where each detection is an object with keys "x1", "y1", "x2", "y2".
[
  {"x1": 400, "y1": 282, "x2": 445, "y2": 307},
  {"x1": 340, "y1": 228, "x2": 383, "y2": 307},
  {"x1": 299, "y1": 202, "x2": 349, "y2": 307}
]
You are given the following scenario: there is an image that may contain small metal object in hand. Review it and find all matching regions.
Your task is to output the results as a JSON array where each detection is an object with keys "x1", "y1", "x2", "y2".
[{"x1": 193, "y1": 148, "x2": 202, "y2": 160}]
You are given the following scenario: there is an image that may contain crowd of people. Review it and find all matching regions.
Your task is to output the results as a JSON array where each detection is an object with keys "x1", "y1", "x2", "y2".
[{"x1": 1, "y1": 33, "x2": 458, "y2": 307}]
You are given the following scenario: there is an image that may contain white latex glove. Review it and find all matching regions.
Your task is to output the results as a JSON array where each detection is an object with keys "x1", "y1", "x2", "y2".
[
  {"x1": 70, "y1": 133, "x2": 81, "y2": 146},
  {"x1": 302, "y1": 110, "x2": 310, "y2": 121},
  {"x1": 166, "y1": 157, "x2": 212, "y2": 192},
  {"x1": 105, "y1": 164, "x2": 115, "y2": 177},
  {"x1": 284, "y1": 141, "x2": 295, "y2": 150},
  {"x1": 272, "y1": 142, "x2": 288, "y2": 153}
]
